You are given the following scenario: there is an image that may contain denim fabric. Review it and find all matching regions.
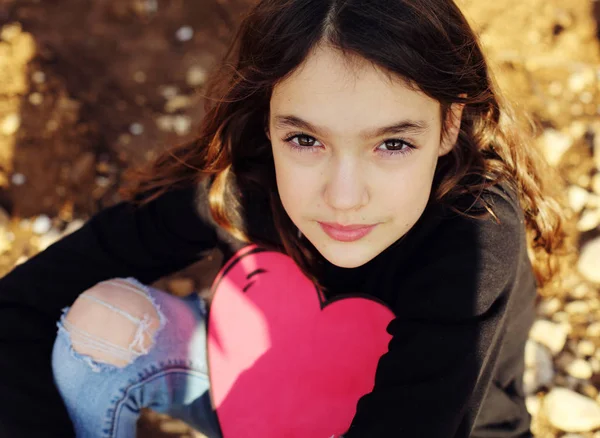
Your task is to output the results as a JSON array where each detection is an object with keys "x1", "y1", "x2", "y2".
[{"x1": 51, "y1": 277, "x2": 222, "y2": 438}]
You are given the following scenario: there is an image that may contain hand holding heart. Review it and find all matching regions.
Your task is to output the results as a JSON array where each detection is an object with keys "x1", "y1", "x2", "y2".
[{"x1": 207, "y1": 245, "x2": 394, "y2": 438}]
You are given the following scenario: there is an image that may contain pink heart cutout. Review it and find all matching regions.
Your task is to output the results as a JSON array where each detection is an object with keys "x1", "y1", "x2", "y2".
[{"x1": 207, "y1": 245, "x2": 394, "y2": 438}]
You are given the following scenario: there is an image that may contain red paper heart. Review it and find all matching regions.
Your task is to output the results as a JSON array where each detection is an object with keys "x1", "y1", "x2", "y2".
[{"x1": 207, "y1": 245, "x2": 394, "y2": 438}]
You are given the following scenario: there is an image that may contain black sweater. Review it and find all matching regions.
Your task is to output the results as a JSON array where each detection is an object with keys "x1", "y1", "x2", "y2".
[{"x1": 0, "y1": 180, "x2": 536, "y2": 437}]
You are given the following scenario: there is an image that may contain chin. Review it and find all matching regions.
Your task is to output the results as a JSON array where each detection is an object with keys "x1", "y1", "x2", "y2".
[{"x1": 312, "y1": 241, "x2": 382, "y2": 269}]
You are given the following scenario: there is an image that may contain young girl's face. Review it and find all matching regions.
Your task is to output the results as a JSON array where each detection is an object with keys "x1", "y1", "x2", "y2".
[{"x1": 268, "y1": 45, "x2": 464, "y2": 268}]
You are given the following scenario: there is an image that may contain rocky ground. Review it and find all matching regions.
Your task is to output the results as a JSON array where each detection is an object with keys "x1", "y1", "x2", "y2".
[{"x1": 0, "y1": 0, "x2": 600, "y2": 437}]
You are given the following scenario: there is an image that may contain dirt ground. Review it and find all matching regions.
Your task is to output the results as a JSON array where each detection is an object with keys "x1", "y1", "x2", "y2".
[{"x1": 0, "y1": 0, "x2": 600, "y2": 437}]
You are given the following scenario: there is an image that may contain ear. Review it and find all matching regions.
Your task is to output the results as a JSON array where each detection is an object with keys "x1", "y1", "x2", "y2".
[{"x1": 438, "y1": 94, "x2": 466, "y2": 157}]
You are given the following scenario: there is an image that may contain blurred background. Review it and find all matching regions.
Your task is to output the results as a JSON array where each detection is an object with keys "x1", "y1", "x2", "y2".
[{"x1": 0, "y1": 0, "x2": 599, "y2": 437}]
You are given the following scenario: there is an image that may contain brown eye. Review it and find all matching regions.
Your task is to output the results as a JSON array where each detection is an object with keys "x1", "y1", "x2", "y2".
[
  {"x1": 296, "y1": 135, "x2": 316, "y2": 147},
  {"x1": 376, "y1": 138, "x2": 416, "y2": 157},
  {"x1": 283, "y1": 134, "x2": 322, "y2": 150},
  {"x1": 383, "y1": 139, "x2": 407, "y2": 151}
]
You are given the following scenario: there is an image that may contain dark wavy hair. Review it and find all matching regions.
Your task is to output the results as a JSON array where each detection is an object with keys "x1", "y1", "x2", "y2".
[{"x1": 121, "y1": 0, "x2": 567, "y2": 289}]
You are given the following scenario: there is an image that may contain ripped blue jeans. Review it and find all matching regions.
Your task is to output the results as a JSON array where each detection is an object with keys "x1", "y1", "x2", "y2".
[{"x1": 51, "y1": 277, "x2": 223, "y2": 438}]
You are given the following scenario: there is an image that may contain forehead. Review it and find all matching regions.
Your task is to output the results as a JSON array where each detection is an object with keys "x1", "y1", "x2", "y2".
[{"x1": 270, "y1": 46, "x2": 440, "y2": 127}]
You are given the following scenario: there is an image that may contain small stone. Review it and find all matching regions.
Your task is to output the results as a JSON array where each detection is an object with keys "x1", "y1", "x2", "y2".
[
  {"x1": 569, "y1": 71, "x2": 591, "y2": 93},
  {"x1": 95, "y1": 176, "x2": 111, "y2": 188},
  {"x1": 562, "y1": 434, "x2": 585, "y2": 438},
  {"x1": 540, "y1": 129, "x2": 573, "y2": 166},
  {"x1": 118, "y1": 133, "x2": 131, "y2": 145},
  {"x1": 582, "y1": 384, "x2": 599, "y2": 399},
  {"x1": 566, "y1": 359, "x2": 593, "y2": 380},
  {"x1": 167, "y1": 278, "x2": 195, "y2": 297},
  {"x1": 31, "y1": 70, "x2": 45, "y2": 84},
  {"x1": 578, "y1": 174, "x2": 592, "y2": 189},
  {"x1": 61, "y1": 219, "x2": 85, "y2": 237},
  {"x1": 581, "y1": 92, "x2": 594, "y2": 104},
  {"x1": 588, "y1": 322, "x2": 600, "y2": 338},
  {"x1": 578, "y1": 237, "x2": 600, "y2": 283},
  {"x1": 129, "y1": 123, "x2": 144, "y2": 135},
  {"x1": 15, "y1": 255, "x2": 28, "y2": 266},
  {"x1": 571, "y1": 103, "x2": 584, "y2": 117},
  {"x1": 95, "y1": 161, "x2": 111, "y2": 174},
  {"x1": 0, "y1": 230, "x2": 11, "y2": 254},
  {"x1": 526, "y1": 395, "x2": 541, "y2": 417},
  {"x1": 570, "y1": 284, "x2": 591, "y2": 300},
  {"x1": 186, "y1": 65, "x2": 207, "y2": 87},
  {"x1": 156, "y1": 115, "x2": 174, "y2": 132},
  {"x1": 568, "y1": 186, "x2": 590, "y2": 214},
  {"x1": 28, "y1": 92, "x2": 43, "y2": 105},
  {"x1": 592, "y1": 174, "x2": 600, "y2": 195},
  {"x1": 548, "y1": 81, "x2": 563, "y2": 96},
  {"x1": 46, "y1": 119, "x2": 59, "y2": 132},
  {"x1": 547, "y1": 101, "x2": 561, "y2": 117},
  {"x1": 1, "y1": 113, "x2": 21, "y2": 135},
  {"x1": 570, "y1": 121, "x2": 588, "y2": 139},
  {"x1": 530, "y1": 320, "x2": 568, "y2": 355},
  {"x1": 577, "y1": 209, "x2": 600, "y2": 232},
  {"x1": 554, "y1": 8, "x2": 574, "y2": 29},
  {"x1": 175, "y1": 25, "x2": 194, "y2": 42},
  {"x1": 524, "y1": 340, "x2": 554, "y2": 394},
  {"x1": 543, "y1": 388, "x2": 600, "y2": 432},
  {"x1": 11, "y1": 173, "x2": 25, "y2": 186},
  {"x1": 0, "y1": 23, "x2": 23, "y2": 43},
  {"x1": 145, "y1": 0, "x2": 158, "y2": 13},
  {"x1": 173, "y1": 115, "x2": 191, "y2": 136},
  {"x1": 160, "y1": 85, "x2": 179, "y2": 99},
  {"x1": 565, "y1": 301, "x2": 590, "y2": 315},
  {"x1": 32, "y1": 215, "x2": 52, "y2": 235},
  {"x1": 552, "y1": 311, "x2": 570, "y2": 325},
  {"x1": 526, "y1": 340, "x2": 550, "y2": 367},
  {"x1": 577, "y1": 340, "x2": 596, "y2": 357},
  {"x1": 133, "y1": 71, "x2": 147, "y2": 83},
  {"x1": 0, "y1": 22, "x2": 22, "y2": 42},
  {"x1": 538, "y1": 297, "x2": 562, "y2": 317},
  {"x1": 165, "y1": 95, "x2": 191, "y2": 113},
  {"x1": 37, "y1": 229, "x2": 62, "y2": 251}
]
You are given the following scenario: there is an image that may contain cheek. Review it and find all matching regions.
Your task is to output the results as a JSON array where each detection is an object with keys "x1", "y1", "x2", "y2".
[
  {"x1": 272, "y1": 150, "x2": 317, "y2": 218},
  {"x1": 381, "y1": 160, "x2": 436, "y2": 221}
]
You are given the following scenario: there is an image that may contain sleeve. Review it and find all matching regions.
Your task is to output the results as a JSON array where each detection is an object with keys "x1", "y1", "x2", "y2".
[
  {"x1": 0, "y1": 184, "x2": 219, "y2": 437},
  {"x1": 344, "y1": 194, "x2": 524, "y2": 438}
]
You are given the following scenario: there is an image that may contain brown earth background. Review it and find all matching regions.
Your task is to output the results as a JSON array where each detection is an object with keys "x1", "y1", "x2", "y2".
[{"x1": 1, "y1": 0, "x2": 600, "y2": 437}]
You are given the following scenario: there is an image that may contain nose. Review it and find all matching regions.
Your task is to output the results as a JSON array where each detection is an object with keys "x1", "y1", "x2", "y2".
[{"x1": 323, "y1": 156, "x2": 369, "y2": 212}]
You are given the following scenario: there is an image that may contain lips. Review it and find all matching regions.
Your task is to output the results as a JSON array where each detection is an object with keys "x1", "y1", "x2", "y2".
[{"x1": 318, "y1": 222, "x2": 377, "y2": 242}]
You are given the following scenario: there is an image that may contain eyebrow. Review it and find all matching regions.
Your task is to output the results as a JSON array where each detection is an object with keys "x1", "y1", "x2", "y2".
[{"x1": 272, "y1": 114, "x2": 430, "y2": 138}]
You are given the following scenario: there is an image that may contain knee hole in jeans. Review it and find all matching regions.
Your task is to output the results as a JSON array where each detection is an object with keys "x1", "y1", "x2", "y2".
[{"x1": 63, "y1": 278, "x2": 164, "y2": 368}]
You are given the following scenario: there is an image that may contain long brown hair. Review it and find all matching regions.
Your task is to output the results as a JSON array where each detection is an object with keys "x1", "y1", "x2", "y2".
[{"x1": 121, "y1": 0, "x2": 567, "y2": 289}]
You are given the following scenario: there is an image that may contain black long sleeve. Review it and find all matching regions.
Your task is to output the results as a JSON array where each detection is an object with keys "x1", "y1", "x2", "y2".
[
  {"x1": 0, "y1": 185, "x2": 219, "y2": 437},
  {"x1": 343, "y1": 185, "x2": 535, "y2": 437}
]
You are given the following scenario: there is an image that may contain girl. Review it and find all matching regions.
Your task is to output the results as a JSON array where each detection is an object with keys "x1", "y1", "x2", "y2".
[{"x1": 0, "y1": 0, "x2": 566, "y2": 437}]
